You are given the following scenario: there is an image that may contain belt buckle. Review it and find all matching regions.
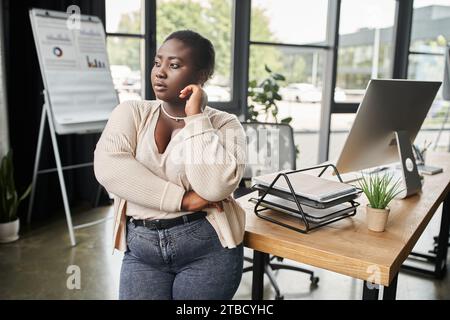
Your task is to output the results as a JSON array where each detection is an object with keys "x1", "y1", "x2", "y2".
[{"x1": 154, "y1": 219, "x2": 162, "y2": 229}]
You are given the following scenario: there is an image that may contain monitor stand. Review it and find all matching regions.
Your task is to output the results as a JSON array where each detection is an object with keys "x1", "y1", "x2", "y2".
[{"x1": 395, "y1": 131, "x2": 422, "y2": 198}]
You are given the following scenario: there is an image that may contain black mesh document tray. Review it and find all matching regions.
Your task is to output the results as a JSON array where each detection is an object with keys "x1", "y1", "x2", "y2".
[{"x1": 250, "y1": 163, "x2": 361, "y2": 233}]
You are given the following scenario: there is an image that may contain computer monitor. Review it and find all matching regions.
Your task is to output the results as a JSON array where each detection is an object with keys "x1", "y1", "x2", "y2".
[
  {"x1": 443, "y1": 45, "x2": 450, "y2": 101},
  {"x1": 336, "y1": 79, "x2": 441, "y2": 198}
]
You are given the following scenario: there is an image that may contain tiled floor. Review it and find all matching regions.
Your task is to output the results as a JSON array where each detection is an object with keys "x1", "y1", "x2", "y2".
[{"x1": 0, "y1": 203, "x2": 449, "y2": 300}]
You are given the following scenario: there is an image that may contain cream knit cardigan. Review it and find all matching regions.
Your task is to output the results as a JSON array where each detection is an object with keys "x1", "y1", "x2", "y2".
[{"x1": 94, "y1": 100, "x2": 247, "y2": 253}]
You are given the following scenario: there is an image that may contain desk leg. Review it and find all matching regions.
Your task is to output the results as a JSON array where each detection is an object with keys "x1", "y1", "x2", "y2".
[
  {"x1": 363, "y1": 274, "x2": 398, "y2": 300},
  {"x1": 251, "y1": 250, "x2": 267, "y2": 300},
  {"x1": 362, "y1": 281, "x2": 379, "y2": 300},
  {"x1": 382, "y1": 274, "x2": 398, "y2": 300},
  {"x1": 435, "y1": 196, "x2": 449, "y2": 278},
  {"x1": 401, "y1": 195, "x2": 450, "y2": 278}
]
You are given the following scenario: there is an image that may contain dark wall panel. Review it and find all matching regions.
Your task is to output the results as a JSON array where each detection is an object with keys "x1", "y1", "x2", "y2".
[{"x1": 3, "y1": 0, "x2": 109, "y2": 224}]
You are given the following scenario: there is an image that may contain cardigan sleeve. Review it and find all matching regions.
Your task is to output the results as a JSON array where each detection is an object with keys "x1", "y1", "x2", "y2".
[
  {"x1": 182, "y1": 112, "x2": 247, "y2": 202},
  {"x1": 94, "y1": 101, "x2": 185, "y2": 212}
]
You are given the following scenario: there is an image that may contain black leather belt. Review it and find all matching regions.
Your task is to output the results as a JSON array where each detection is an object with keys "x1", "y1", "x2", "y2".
[{"x1": 131, "y1": 211, "x2": 207, "y2": 230}]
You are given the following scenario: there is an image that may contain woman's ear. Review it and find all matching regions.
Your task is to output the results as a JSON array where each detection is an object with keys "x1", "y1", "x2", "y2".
[{"x1": 197, "y1": 70, "x2": 209, "y2": 86}]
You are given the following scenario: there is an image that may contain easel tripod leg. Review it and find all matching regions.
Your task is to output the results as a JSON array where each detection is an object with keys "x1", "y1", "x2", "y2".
[
  {"x1": 27, "y1": 105, "x2": 47, "y2": 225},
  {"x1": 45, "y1": 103, "x2": 77, "y2": 246}
]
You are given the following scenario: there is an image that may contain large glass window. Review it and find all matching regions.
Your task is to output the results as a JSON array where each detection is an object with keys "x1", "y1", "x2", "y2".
[
  {"x1": 106, "y1": 37, "x2": 143, "y2": 101},
  {"x1": 337, "y1": 0, "x2": 396, "y2": 103},
  {"x1": 249, "y1": 46, "x2": 325, "y2": 166},
  {"x1": 105, "y1": 0, "x2": 144, "y2": 102},
  {"x1": 410, "y1": 0, "x2": 450, "y2": 151},
  {"x1": 106, "y1": 0, "x2": 234, "y2": 103},
  {"x1": 106, "y1": 0, "x2": 144, "y2": 34},
  {"x1": 327, "y1": 0, "x2": 396, "y2": 162},
  {"x1": 410, "y1": 0, "x2": 450, "y2": 54},
  {"x1": 330, "y1": 0, "x2": 450, "y2": 162},
  {"x1": 251, "y1": 0, "x2": 329, "y2": 46},
  {"x1": 156, "y1": 0, "x2": 233, "y2": 102},
  {"x1": 328, "y1": 113, "x2": 356, "y2": 162},
  {"x1": 250, "y1": 1, "x2": 329, "y2": 168}
]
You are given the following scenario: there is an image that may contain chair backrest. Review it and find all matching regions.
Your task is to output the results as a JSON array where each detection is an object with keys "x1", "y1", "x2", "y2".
[{"x1": 241, "y1": 121, "x2": 296, "y2": 180}]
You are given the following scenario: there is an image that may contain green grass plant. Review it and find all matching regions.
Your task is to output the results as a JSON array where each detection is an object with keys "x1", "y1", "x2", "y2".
[{"x1": 358, "y1": 172, "x2": 403, "y2": 209}]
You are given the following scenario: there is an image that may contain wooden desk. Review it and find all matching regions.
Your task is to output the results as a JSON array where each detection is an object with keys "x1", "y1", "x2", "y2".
[{"x1": 238, "y1": 152, "x2": 450, "y2": 300}]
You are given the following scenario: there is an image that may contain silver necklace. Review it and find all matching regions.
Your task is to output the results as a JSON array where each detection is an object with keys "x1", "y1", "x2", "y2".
[{"x1": 161, "y1": 104, "x2": 186, "y2": 122}]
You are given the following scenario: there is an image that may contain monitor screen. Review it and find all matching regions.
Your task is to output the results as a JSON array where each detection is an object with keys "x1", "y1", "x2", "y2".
[
  {"x1": 336, "y1": 79, "x2": 441, "y2": 174},
  {"x1": 443, "y1": 45, "x2": 450, "y2": 101}
]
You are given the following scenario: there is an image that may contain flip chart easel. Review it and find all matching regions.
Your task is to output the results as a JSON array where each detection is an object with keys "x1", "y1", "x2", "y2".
[{"x1": 28, "y1": 8, "x2": 118, "y2": 246}]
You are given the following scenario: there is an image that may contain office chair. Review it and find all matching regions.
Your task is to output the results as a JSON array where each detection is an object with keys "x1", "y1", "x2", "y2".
[
  {"x1": 235, "y1": 121, "x2": 319, "y2": 300},
  {"x1": 430, "y1": 234, "x2": 450, "y2": 254}
]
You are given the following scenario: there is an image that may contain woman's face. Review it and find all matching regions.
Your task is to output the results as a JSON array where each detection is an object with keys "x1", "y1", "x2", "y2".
[{"x1": 151, "y1": 38, "x2": 201, "y2": 102}]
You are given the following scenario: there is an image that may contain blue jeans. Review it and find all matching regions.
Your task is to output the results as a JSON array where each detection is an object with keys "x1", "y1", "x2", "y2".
[{"x1": 119, "y1": 217, "x2": 244, "y2": 300}]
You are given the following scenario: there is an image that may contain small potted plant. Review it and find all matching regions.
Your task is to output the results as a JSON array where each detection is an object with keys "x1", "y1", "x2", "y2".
[
  {"x1": 358, "y1": 172, "x2": 403, "y2": 232},
  {"x1": 0, "y1": 150, "x2": 32, "y2": 243}
]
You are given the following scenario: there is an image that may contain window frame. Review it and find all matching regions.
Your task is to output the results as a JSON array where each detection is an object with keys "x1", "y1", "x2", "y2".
[
  {"x1": 105, "y1": 0, "x2": 245, "y2": 115},
  {"x1": 319, "y1": 0, "x2": 420, "y2": 162},
  {"x1": 248, "y1": 0, "x2": 337, "y2": 166},
  {"x1": 106, "y1": 0, "x2": 444, "y2": 161},
  {"x1": 105, "y1": 0, "x2": 147, "y2": 100}
]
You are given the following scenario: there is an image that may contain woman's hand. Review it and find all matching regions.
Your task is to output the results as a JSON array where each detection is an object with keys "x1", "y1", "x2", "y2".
[
  {"x1": 181, "y1": 190, "x2": 223, "y2": 212},
  {"x1": 179, "y1": 84, "x2": 208, "y2": 116}
]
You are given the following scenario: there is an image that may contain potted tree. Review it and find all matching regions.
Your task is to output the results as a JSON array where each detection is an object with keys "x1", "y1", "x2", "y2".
[
  {"x1": 358, "y1": 172, "x2": 403, "y2": 232},
  {"x1": 0, "y1": 150, "x2": 32, "y2": 243}
]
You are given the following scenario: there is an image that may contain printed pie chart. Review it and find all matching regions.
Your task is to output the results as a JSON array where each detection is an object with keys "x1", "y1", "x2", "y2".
[{"x1": 53, "y1": 47, "x2": 63, "y2": 57}]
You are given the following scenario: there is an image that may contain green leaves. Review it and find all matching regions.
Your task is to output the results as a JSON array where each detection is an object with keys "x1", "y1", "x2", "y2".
[
  {"x1": 358, "y1": 172, "x2": 404, "y2": 209},
  {"x1": 0, "y1": 150, "x2": 32, "y2": 223},
  {"x1": 272, "y1": 73, "x2": 285, "y2": 81},
  {"x1": 246, "y1": 65, "x2": 299, "y2": 157},
  {"x1": 247, "y1": 64, "x2": 291, "y2": 125},
  {"x1": 280, "y1": 117, "x2": 292, "y2": 124}
]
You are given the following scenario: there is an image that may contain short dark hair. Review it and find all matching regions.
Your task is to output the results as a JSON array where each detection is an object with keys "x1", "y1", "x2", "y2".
[{"x1": 164, "y1": 30, "x2": 215, "y2": 81}]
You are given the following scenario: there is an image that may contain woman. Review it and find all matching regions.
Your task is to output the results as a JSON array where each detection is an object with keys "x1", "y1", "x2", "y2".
[{"x1": 94, "y1": 30, "x2": 247, "y2": 300}]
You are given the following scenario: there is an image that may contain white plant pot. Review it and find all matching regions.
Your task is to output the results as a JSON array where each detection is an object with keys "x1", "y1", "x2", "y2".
[
  {"x1": 0, "y1": 218, "x2": 20, "y2": 243},
  {"x1": 366, "y1": 205, "x2": 390, "y2": 232}
]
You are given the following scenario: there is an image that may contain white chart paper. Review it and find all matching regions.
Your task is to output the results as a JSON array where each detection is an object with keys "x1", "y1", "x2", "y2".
[{"x1": 30, "y1": 9, "x2": 118, "y2": 134}]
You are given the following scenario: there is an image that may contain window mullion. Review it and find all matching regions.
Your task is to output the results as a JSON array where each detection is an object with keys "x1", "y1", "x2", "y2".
[
  {"x1": 391, "y1": 0, "x2": 413, "y2": 79},
  {"x1": 144, "y1": 0, "x2": 156, "y2": 100},
  {"x1": 318, "y1": 0, "x2": 341, "y2": 163}
]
